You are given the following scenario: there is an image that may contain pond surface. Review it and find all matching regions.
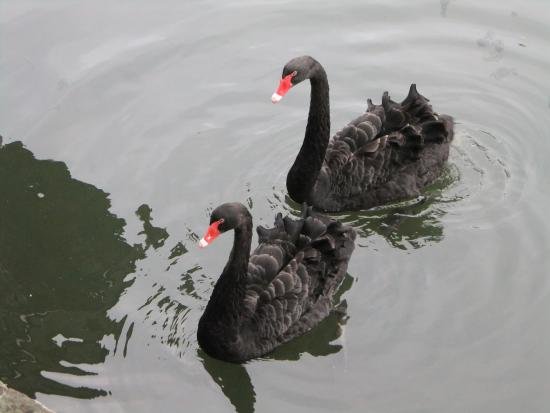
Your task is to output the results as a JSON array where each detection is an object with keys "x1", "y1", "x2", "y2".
[{"x1": 1, "y1": 0, "x2": 550, "y2": 412}]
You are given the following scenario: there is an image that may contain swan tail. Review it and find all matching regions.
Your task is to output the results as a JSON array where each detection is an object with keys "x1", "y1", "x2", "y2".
[
  {"x1": 401, "y1": 84, "x2": 433, "y2": 118},
  {"x1": 385, "y1": 85, "x2": 454, "y2": 150},
  {"x1": 433, "y1": 114, "x2": 455, "y2": 143}
]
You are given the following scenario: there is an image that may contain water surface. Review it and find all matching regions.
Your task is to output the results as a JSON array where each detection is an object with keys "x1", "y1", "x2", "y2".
[{"x1": 1, "y1": 0, "x2": 550, "y2": 412}]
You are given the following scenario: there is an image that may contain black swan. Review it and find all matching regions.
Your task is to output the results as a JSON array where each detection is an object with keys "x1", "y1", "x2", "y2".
[
  {"x1": 271, "y1": 56, "x2": 455, "y2": 212},
  {"x1": 197, "y1": 202, "x2": 356, "y2": 362}
]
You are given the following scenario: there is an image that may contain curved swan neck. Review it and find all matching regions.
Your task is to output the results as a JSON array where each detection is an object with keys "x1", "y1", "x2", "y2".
[
  {"x1": 287, "y1": 64, "x2": 330, "y2": 204},
  {"x1": 206, "y1": 215, "x2": 252, "y2": 311},
  {"x1": 225, "y1": 220, "x2": 253, "y2": 278}
]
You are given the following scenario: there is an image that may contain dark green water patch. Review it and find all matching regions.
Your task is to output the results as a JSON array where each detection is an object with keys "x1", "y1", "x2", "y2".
[{"x1": 0, "y1": 141, "x2": 139, "y2": 398}]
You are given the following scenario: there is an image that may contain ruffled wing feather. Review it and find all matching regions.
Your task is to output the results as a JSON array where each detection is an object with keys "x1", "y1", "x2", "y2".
[
  {"x1": 244, "y1": 207, "x2": 356, "y2": 349},
  {"x1": 313, "y1": 84, "x2": 454, "y2": 210}
]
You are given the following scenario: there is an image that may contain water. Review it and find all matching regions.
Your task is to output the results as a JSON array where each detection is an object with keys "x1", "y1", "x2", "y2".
[{"x1": 1, "y1": 0, "x2": 549, "y2": 412}]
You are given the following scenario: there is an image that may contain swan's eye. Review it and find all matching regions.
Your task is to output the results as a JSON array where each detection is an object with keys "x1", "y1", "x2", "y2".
[{"x1": 291, "y1": 71, "x2": 297, "y2": 77}]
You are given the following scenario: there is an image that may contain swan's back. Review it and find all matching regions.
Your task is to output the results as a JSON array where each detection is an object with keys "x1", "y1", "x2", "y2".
[{"x1": 313, "y1": 84, "x2": 454, "y2": 211}]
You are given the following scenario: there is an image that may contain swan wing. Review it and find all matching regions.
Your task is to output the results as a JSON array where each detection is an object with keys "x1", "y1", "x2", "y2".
[
  {"x1": 247, "y1": 214, "x2": 356, "y2": 341},
  {"x1": 316, "y1": 85, "x2": 453, "y2": 203}
]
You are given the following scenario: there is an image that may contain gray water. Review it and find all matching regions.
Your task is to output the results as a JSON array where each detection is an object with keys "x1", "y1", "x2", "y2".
[{"x1": 1, "y1": 0, "x2": 550, "y2": 412}]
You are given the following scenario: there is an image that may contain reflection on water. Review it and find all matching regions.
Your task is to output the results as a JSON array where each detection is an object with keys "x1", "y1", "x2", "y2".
[
  {"x1": 276, "y1": 166, "x2": 456, "y2": 251},
  {"x1": 477, "y1": 31, "x2": 505, "y2": 61},
  {"x1": 0, "y1": 140, "x2": 178, "y2": 401},
  {"x1": 0, "y1": 140, "x2": 138, "y2": 398},
  {"x1": 136, "y1": 204, "x2": 169, "y2": 251},
  {"x1": 338, "y1": 167, "x2": 458, "y2": 250},
  {"x1": 440, "y1": 0, "x2": 451, "y2": 17},
  {"x1": 199, "y1": 351, "x2": 256, "y2": 413}
]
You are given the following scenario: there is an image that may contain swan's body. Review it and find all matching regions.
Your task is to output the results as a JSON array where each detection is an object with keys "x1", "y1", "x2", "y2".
[
  {"x1": 273, "y1": 56, "x2": 455, "y2": 212},
  {"x1": 197, "y1": 203, "x2": 356, "y2": 362}
]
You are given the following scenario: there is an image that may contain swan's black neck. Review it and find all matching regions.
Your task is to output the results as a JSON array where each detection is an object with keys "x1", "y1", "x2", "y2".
[
  {"x1": 287, "y1": 64, "x2": 330, "y2": 204},
  {"x1": 201, "y1": 217, "x2": 252, "y2": 323}
]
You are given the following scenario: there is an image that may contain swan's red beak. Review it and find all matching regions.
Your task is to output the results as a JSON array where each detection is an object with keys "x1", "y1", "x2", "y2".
[
  {"x1": 198, "y1": 219, "x2": 223, "y2": 248},
  {"x1": 271, "y1": 72, "x2": 295, "y2": 103}
]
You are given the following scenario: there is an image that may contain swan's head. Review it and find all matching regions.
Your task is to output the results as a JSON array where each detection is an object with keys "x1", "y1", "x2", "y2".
[
  {"x1": 271, "y1": 56, "x2": 321, "y2": 103},
  {"x1": 198, "y1": 202, "x2": 251, "y2": 248}
]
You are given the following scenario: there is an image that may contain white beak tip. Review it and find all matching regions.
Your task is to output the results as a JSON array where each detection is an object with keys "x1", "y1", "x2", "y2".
[
  {"x1": 198, "y1": 238, "x2": 209, "y2": 248},
  {"x1": 271, "y1": 93, "x2": 282, "y2": 103}
]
